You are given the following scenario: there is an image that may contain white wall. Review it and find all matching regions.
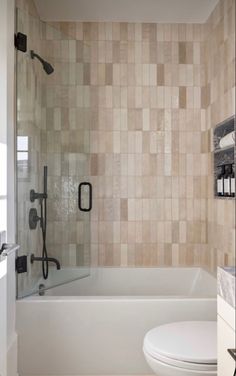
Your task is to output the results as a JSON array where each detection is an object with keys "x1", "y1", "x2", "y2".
[
  {"x1": 0, "y1": 0, "x2": 8, "y2": 144},
  {"x1": 0, "y1": 0, "x2": 15, "y2": 242},
  {"x1": 0, "y1": 0, "x2": 8, "y2": 243},
  {"x1": 0, "y1": 247, "x2": 18, "y2": 376},
  {"x1": 0, "y1": 5, "x2": 9, "y2": 373},
  {"x1": 0, "y1": 1, "x2": 17, "y2": 376},
  {"x1": 0, "y1": 258, "x2": 7, "y2": 376},
  {"x1": 5, "y1": 246, "x2": 18, "y2": 376},
  {"x1": 7, "y1": 0, "x2": 16, "y2": 244}
]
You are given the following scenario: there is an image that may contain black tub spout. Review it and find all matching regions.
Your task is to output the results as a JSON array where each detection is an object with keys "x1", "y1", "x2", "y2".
[{"x1": 30, "y1": 254, "x2": 61, "y2": 270}]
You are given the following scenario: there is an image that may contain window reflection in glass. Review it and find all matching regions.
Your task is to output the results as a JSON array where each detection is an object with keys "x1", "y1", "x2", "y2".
[
  {"x1": 17, "y1": 136, "x2": 29, "y2": 180},
  {"x1": 0, "y1": 143, "x2": 7, "y2": 232}
]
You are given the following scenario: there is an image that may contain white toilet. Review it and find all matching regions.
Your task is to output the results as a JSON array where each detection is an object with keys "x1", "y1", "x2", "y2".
[{"x1": 143, "y1": 321, "x2": 217, "y2": 376}]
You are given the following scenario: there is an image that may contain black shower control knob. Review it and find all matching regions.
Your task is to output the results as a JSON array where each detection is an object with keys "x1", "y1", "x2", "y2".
[{"x1": 29, "y1": 208, "x2": 41, "y2": 230}]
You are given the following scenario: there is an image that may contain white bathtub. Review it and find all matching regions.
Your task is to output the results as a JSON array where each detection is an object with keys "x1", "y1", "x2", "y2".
[{"x1": 17, "y1": 267, "x2": 217, "y2": 376}]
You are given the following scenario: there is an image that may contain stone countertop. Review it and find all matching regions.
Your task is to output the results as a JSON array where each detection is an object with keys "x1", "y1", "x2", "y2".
[
  {"x1": 217, "y1": 267, "x2": 236, "y2": 308},
  {"x1": 0, "y1": 256, "x2": 7, "y2": 280}
]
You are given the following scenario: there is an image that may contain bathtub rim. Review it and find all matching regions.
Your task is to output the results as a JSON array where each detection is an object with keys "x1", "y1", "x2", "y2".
[
  {"x1": 17, "y1": 266, "x2": 217, "y2": 300},
  {"x1": 19, "y1": 295, "x2": 217, "y2": 302}
]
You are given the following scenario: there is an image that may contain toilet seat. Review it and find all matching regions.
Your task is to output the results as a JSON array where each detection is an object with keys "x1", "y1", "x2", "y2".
[
  {"x1": 143, "y1": 348, "x2": 217, "y2": 372},
  {"x1": 144, "y1": 350, "x2": 217, "y2": 376},
  {"x1": 143, "y1": 321, "x2": 217, "y2": 372}
]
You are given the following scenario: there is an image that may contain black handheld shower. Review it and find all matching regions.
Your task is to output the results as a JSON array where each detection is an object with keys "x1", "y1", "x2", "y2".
[
  {"x1": 29, "y1": 166, "x2": 61, "y2": 279},
  {"x1": 30, "y1": 50, "x2": 54, "y2": 75}
]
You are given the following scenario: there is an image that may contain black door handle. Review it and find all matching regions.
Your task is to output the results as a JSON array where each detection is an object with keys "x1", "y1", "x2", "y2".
[{"x1": 78, "y1": 182, "x2": 92, "y2": 212}]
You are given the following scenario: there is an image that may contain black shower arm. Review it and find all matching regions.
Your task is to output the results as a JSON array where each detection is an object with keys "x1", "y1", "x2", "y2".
[{"x1": 30, "y1": 50, "x2": 44, "y2": 64}]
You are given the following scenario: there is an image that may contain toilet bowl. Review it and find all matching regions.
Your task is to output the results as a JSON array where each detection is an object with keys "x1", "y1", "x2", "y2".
[{"x1": 143, "y1": 321, "x2": 217, "y2": 376}]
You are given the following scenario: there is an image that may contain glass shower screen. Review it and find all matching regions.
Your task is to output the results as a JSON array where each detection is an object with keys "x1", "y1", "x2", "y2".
[{"x1": 16, "y1": 7, "x2": 91, "y2": 298}]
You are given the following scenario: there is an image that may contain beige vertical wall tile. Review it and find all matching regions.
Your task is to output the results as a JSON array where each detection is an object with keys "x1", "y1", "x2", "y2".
[
  {"x1": 18, "y1": 1, "x2": 234, "y2": 271},
  {"x1": 179, "y1": 87, "x2": 187, "y2": 108},
  {"x1": 178, "y1": 42, "x2": 186, "y2": 63},
  {"x1": 157, "y1": 64, "x2": 164, "y2": 86},
  {"x1": 204, "y1": 0, "x2": 235, "y2": 271}
]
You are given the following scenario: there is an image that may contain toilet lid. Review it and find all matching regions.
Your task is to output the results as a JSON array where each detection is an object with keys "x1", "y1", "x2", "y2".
[{"x1": 144, "y1": 321, "x2": 217, "y2": 364}]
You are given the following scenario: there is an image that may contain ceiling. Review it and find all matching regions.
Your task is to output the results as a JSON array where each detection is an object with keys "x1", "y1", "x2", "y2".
[{"x1": 34, "y1": 0, "x2": 219, "y2": 23}]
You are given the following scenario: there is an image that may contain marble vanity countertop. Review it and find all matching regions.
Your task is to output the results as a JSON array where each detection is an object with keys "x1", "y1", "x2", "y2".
[
  {"x1": 217, "y1": 267, "x2": 236, "y2": 308},
  {"x1": 0, "y1": 256, "x2": 7, "y2": 280}
]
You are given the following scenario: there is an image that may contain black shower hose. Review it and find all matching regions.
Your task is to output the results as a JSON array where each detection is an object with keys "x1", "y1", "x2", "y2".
[{"x1": 40, "y1": 196, "x2": 49, "y2": 279}]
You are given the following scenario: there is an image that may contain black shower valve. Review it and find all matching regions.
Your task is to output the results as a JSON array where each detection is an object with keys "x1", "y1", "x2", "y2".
[{"x1": 29, "y1": 208, "x2": 41, "y2": 230}]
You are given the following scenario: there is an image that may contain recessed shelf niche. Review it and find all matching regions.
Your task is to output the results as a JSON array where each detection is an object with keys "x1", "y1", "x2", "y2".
[{"x1": 214, "y1": 116, "x2": 235, "y2": 198}]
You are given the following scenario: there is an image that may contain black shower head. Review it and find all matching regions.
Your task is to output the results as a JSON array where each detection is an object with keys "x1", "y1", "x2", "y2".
[
  {"x1": 42, "y1": 60, "x2": 54, "y2": 75},
  {"x1": 30, "y1": 50, "x2": 54, "y2": 75}
]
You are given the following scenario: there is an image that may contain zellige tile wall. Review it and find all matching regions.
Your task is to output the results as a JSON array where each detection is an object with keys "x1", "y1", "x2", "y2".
[
  {"x1": 43, "y1": 21, "x2": 209, "y2": 268},
  {"x1": 16, "y1": 0, "x2": 235, "y2": 274}
]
